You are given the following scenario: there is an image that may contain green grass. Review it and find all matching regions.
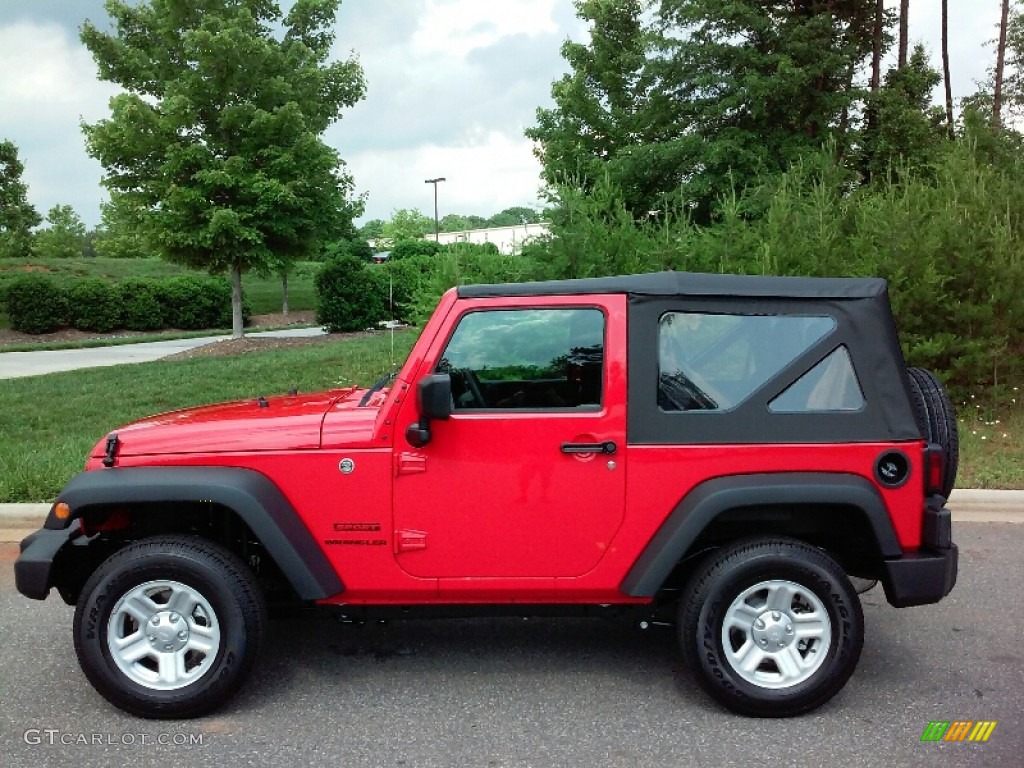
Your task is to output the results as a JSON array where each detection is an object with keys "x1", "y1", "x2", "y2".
[
  {"x1": 0, "y1": 331, "x2": 415, "y2": 502},
  {"x1": 0, "y1": 257, "x2": 320, "y2": 328},
  {"x1": 957, "y1": 397, "x2": 1024, "y2": 491},
  {"x1": 0, "y1": 329, "x2": 1018, "y2": 501}
]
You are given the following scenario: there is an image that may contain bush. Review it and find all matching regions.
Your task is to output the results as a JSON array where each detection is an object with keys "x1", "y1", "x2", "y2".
[
  {"x1": 68, "y1": 278, "x2": 121, "y2": 332},
  {"x1": 324, "y1": 238, "x2": 374, "y2": 262},
  {"x1": 119, "y1": 278, "x2": 166, "y2": 331},
  {"x1": 315, "y1": 254, "x2": 388, "y2": 332},
  {"x1": 5, "y1": 274, "x2": 70, "y2": 334},
  {"x1": 403, "y1": 245, "x2": 543, "y2": 324},
  {"x1": 157, "y1": 276, "x2": 237, "y2": 329},
  {"x1": 390, "y1": 239, "x2": 442, "y2": 260},
  {"x1": 378, "y1": 254, "x2": 437, "y2": 322}
]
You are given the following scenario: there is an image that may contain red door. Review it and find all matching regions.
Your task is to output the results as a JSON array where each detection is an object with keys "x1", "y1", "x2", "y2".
[{"x1": 392, "y1": 297, "x2": 627, "y2": 580}]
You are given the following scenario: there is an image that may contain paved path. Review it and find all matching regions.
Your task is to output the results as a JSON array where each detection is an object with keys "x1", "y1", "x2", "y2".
[{"x1": 0, "y1": 327, "x2": 325, "y2": 380}]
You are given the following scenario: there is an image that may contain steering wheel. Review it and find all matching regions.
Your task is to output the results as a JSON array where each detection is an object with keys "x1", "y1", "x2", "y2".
[{"x1": 458, "y1": 369, "x2": 487, "y2": 408}]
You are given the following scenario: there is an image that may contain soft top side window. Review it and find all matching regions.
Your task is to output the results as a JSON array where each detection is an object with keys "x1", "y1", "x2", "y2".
[
  {"x1": 658, "y1": 312, "x2": 835, "y2": 411},
  {"x1": 437, "y1": 308, "x2": 604, "y2": 410},
  {"x1": 769, "y1": 346, "x2": 865, "y2": 412}
]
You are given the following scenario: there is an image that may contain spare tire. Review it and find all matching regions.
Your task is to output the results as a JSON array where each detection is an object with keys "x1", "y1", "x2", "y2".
[{"x1": 906, "y1": 367, "x2": 959, "y2": 498}]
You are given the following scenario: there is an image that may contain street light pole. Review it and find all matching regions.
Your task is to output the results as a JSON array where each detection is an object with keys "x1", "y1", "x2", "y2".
[{"x1": 424, "y1": 177, "x2": 445, "y2": 242}]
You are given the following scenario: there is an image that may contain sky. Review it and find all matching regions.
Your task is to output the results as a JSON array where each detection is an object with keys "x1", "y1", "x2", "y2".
[{"x1": 0, "y1": 0, "x2": 1006, "y2": 230}]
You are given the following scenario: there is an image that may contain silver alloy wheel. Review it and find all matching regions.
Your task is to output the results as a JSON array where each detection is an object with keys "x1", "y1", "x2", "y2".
[
  {"x1": 106, "y1": 579, "x2": 221, "y2": 691},
  {"x1": 721, "y1": 579, "x2": 831, "y2": 689}
]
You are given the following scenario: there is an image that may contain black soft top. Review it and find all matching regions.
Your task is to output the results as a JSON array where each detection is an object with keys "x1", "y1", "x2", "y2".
[{"x1": 457, "y1": 271, "x2": 887, "y2": 301}]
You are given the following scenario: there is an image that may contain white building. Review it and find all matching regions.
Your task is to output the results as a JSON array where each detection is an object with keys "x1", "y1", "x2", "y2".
[{"x1": 426, "y1": 222, "x2": 550, "y2": 254}]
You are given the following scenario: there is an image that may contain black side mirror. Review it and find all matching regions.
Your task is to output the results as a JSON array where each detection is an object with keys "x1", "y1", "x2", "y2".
[
  {"x1": 418, "y1": 373, "x2": 452, "y2": 420},
  {"x1": 405, "y1": 373, "x2": 452, "y2": 448}
]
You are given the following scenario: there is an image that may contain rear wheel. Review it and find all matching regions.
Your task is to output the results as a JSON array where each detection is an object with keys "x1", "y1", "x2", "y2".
[
  {"x1": 73, "y1": 535, "x2": 266, "y2": 719},
  {"x1": 906, "y1": 367, "x2": 959, "y2": 498},
  {"x1": 678, "y1": 537, "x2": 863, "y2": 717}
]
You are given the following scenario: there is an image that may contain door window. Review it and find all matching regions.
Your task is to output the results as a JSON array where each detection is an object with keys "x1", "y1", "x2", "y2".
[{"x1": 437, "y1": 308, "x2": 604, "y2": 410}]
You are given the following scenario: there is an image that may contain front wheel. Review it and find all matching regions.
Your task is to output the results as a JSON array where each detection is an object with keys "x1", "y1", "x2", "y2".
[
  {"x1": 678, "y1": 537, "x2": 863, "y2": 717},
  {"x1": 73, "y1": 535, "x2": 266, "y2": 719}
]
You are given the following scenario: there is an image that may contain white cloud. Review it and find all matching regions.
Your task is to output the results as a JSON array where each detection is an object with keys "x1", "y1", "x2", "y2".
[
  {"x1": 0, "y1": 2, "x2": 1010, "y2": 230},
  {"x1": 0, "y1": 21, "x2": 117, "y2": 225},
  {"x1": 346, "y1": 131, "x2": 544, "y2": 221},
  {"x1": 891, "y1": 0, "x2": 1002, "y2": 103},
  {"x1": 411, "y1": 0, "x2": 560, "y2": 58}
]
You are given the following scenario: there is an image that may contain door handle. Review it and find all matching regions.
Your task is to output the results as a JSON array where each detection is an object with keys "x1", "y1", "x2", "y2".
[{"x1": 561, "y1": 441, "x2": 617, "y2": 455}]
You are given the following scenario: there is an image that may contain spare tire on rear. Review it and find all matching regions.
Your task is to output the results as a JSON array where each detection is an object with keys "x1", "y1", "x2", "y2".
[{"x1": 906, "y1": 367, "x2": 959, "y2": 498}]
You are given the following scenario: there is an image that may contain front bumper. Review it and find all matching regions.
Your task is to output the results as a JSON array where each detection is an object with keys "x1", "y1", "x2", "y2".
[
  {"x1": 881, "y1": 500, "x2": 958, "y2": 608},
  {"x1": 14, "y1": 526, "x2": 77, "y2": 600}
]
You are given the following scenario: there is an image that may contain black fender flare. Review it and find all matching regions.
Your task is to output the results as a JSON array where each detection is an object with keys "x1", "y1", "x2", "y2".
[
  {"x1": 620, "y1": 472, "x2": 902, "y2": 597},
  {"x1": 46, "y1": 467, "x2": 343, "y2": 601}
]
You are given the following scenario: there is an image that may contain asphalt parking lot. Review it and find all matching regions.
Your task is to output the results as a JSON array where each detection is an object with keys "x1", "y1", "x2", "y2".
[{"x1": 1, "y1": 522, "x2": 1021, "y2": 768}]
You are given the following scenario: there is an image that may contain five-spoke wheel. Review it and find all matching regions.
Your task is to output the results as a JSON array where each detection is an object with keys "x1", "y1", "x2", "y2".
[
  {"x1": 74, "y1": 536, "x2": 265, "y2": 719},
  {"x1": 107, "y1": 579, "x2": 222, "y2": 691},
  {"x1": 678, "y1": 537, "x2": 863, "y2": 717}
]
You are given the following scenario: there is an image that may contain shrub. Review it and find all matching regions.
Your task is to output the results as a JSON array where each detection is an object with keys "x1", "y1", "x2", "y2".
[
  {"x1": 378, "y1": 254, "x2": 436, "y2": 322},
  {"x1": 119, "y1": 278, "x2": 166, "y2": 331},
  {"x1": 157, "y1": 276, "x2": 234, "y2": 329},
  {"x1": 68, "y1": 278, "x2": 121, "y2": 332},
  {"x1": 403, "y1": 246, "x2": 543, "y2": 324},
  {"x1": 315, "y1": 253, "x2": 388, "y2": 332},
  {"x1": 390, "y1": 239, "x2": 442, "y2": 260},
  {"x1": 324, "y1": 238, "x2": 374, "y2": 262},
  {"x1": 5, "y1": 274, "x2": 70, "y2": 334}
]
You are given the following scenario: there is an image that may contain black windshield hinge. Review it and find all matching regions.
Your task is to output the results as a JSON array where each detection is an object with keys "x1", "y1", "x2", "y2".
[{"x1": 102, "y1": 433, "x2": 120, "y2": 467}]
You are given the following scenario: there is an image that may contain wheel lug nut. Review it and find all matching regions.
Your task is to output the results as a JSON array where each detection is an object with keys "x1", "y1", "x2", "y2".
[
  {"x1": 178, "y1": 630, "x2": 188, "y2": 640},
  {"x1": 169, "y1": 613, "x2": 179, "y2": 623},
  {"x1": 164, "y1": 644, "x2": 174, "y2": 651},
  {"x1": 754, "y1": 619, "x2": 764, "y2": 629},
  {"x1": 778, "y1": 641, "x2": 785, "y2": 648},
  {"x1": 771, "y1": 611, "x2": 780, "y2": 621},
  {"x1": 786, "y1": 625, "x2": 793, "y2": 633},
  {"x1": 148, "y1": 635, "x2": 156, "y2": 643},
  {"x1": 759, "y1": 639, "x2": 768, "y2": 647},
  {"x1": 150, "y1": 616, "x2": 160, "y2": 625}
]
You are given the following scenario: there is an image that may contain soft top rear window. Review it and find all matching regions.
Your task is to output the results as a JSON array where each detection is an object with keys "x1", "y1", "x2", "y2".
[{"x1": 658, "y1": 313, "x2": 835, "y2": 411}]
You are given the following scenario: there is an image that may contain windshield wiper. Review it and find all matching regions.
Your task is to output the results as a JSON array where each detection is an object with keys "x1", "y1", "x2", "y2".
[{"x1": 358, "y1": 372, "x2": 396, "y2": 407}]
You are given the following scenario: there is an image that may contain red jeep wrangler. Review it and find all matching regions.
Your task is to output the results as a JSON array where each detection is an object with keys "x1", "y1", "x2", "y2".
[{"x1": 15, "y1": 271, "x2": 958, "y2": 718}]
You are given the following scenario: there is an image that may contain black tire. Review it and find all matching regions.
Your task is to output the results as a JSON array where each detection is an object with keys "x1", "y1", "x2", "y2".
[
  {"x1": 906, "y1": 367, "x2": 959, "y2": 498},
  {"x1": 678, "y1": 537, "x2": 864, "y2": 717},
  {"x1": 73, "y1": 535, "x2": 266, "y2": 719}
]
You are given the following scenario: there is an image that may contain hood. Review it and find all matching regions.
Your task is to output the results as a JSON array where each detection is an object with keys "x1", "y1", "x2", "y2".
[{"x1": 93, "y1": 388, "x2": 367, "y2": 458}]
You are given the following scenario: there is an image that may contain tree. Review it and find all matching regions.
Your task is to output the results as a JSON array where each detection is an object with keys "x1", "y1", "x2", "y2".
[
  {"x1": 527, "y1": 1, "x2": 655, "y2": 212},
  {"x1": 898, "y1": 0, "x2": 910, "y2": 69},
  {"x1": 81, "y1": 0, "x2": 366, "y2": 338},
  {"x1": 440, "y1": 214, "x2": 472, "y2": 232},
  {"x1": 487, "y1": 206, "x2": 543, "y2": 227},
  {"x1": 942, "y1": 0, "x2": 954, "y2": 138},
  {"x1": 530, "y1": 0, "x2": 885, "y2": 221},
  {"x1": 34, "y1": 205, "x2": 88, "y2": 259},
  {"x1": 380, "y1": 208, "x2": 433, "y2": 244},
  {"x1": 358, "y1": 218, "x2": 386, "y2": 241},
  {"x1": 0, "y1": 140, "x2": 41, "y2": 259},
  {"x1": 1004, "y1": 5, "x2": 1024, "y2": 123},
  {"x1": 860, "y1": 46, "x2": 945, "y2": 181},
  {"x1": 995, "y1": 0, "x2": 1012, "y2": 126},
  {"x1": 94, "y1": 192, "x2": 151, "y2": 259}
]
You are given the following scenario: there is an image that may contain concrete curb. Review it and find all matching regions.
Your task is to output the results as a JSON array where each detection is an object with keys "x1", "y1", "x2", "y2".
[{"x1": 0, "y1": 491, "x2": 1020, "y2": 543}]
